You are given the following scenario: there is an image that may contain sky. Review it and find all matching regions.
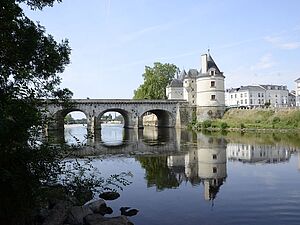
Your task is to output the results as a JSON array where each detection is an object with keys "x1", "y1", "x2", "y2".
[{"x1": 23, "y1": 0, "x2": 300, "y2": 99}]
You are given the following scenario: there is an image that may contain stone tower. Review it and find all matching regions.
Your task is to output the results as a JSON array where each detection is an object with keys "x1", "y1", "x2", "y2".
[
  {"x1": 183, "y1": 69, "x2": 198, "y2": 106},
  {"x1": 196, "y1": 52, "x2": 225, "y2": 121}
]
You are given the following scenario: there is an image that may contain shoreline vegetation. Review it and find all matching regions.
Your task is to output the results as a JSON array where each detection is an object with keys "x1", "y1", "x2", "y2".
[{"x1": 191, "y1": 108, "x2": 300, "y2": 132}]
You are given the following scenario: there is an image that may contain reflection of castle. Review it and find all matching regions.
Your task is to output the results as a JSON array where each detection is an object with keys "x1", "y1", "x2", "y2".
[
  {"x1": 227, "y1": 143, "x2": 291, "y2": 163},
  {"x1": 167, "y1": 134, "x2": 227, "y2": 201}
]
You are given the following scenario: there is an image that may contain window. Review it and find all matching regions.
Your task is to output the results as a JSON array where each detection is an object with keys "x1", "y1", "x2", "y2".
[
  {"x1": 235, "y1": 94, "x2": 237, "y2": 98},
  {"x1": 258, "y1": 93, "x2": 260, "y2": 97},
  {"x1": 231, "y1": 94, "x2": 233, "y2": 99},
  {"x1": 211, "y1": 70, "x2": 215, "y2": 75},
  {"x1": 262, "y1": 93, "x2": 264, "y2": 97},
  {"x1": 245, "y1": 99, "x2": 247, "y2": 104},
  {"x1": 211, "y1": 81, "x2": 215, "y2": 87},
  {"x1": 250, "y1": 99, "x2": 253, "y2": 104},
  {"x1": 241, "y1": 100, "x2": 243, "y2": 104},
  {"x1": 213, "y1": 167, "x2": 217, "y2": 173},
  {"x1": 211, "y1": 95, "x2": 216, "y2": 100},
  {"x1": 241, "y1": 93, "x2": 243, "y2": 98},
  {"x1": 258, "y1": 99, "x2": 261, "y2": 104},
  {"x1": 245, "y1": 93, "x2": 247, "y2": 97},
  {"x1": 213, "y1": 154, "x2": 217, "y2": 159},
  {"x1": 250, "y1": 93, "x2": 252, "y2": 97}
]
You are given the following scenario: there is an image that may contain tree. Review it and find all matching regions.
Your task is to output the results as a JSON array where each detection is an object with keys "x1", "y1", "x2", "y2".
[
  {"x1": 0, "y1": 1, "x2": 72, "y2": 224},
  {"x1": 133, "y1": 62, "x2": 179, "y2": 99},
  {"x1": 64, "y1": 114, "x2": 75, "y2": 124}
]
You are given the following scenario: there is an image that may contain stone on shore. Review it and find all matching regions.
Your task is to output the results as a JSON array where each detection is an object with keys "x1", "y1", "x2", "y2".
[
  {"x1": 42, "y1": 200, "x2": 73, "y2": 225},
  {"x1": 66, "y1": 205, "x2": 93, "y2": 225}
]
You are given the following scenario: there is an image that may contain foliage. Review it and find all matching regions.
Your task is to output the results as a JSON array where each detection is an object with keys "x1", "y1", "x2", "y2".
[
  {"x1": 202, "y1": 120, "x2": 212, "y2": 129},
  {"x1": 133, "y1": 62, "x2": 179, "y2": 99},
  {"x1": 220, "y1": 122, "x2": 229, "y2": 130},
  {"x1": 137, "y1": 156, "x2": 180, "y2": 190},
  {"x1": 0, "y1": 1, "x2": 132, "y2": 224}
]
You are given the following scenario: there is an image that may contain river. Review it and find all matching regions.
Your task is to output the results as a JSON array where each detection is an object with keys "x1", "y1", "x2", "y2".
[{"x1": 57, "y1": 124, "x2": 300, "y2": 225}]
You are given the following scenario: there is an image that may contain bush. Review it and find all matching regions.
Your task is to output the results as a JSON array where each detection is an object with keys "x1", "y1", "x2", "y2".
[
  {"x1": 220, "y1": 122, "x2": 229, "y2": 130},
  {"x1": 272, "y1": 117, "x2": 280, "y2": 123},
  {"x1": 240, "y1": 123, "x2": 246, "y2": 129},
  {"x1": 202, "y1": 120, "x2": 212, "y2": 129}
]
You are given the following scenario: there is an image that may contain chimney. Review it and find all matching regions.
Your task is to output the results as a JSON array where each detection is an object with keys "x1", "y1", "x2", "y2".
[{"x1": 201, "y1": 54, "x2": 207, "y2": 73}]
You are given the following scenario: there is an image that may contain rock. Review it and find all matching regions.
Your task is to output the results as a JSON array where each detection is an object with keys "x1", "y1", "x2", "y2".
[
  {"x1": 120, "y1": 207, "x2": 139, "y2": 217},
  {"x1": 74, "y1": 189, "x2": 93, "y2": 205},
  {"x1": 99, "y1": 192, "x2": 120, "y2": 201},
  {"x1": 98, "y1": 206, "x2": 113, "y2": 215},
  {"x1": 85, "y1": 199, "x2": 106, "y2": 213},
  {"x1": 42, "y1": 200, "x2": 73, "y2": 225},
  {"x1": 66, "y1": 205, "x2": 93, "y2": 225},
  {"x1": 84, "y1": 214, "x2": 104, "y2": 225},
  {"x1": 84, "y1": 215, "x2": 132, "y2": 225}
]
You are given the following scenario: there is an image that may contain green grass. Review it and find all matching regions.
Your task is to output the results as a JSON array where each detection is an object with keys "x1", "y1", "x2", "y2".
[{"x1": 192, "y1": 108, "x2": 300, "y2": 131}]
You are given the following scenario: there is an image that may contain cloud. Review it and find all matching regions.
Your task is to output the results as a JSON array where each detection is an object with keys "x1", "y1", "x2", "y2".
[
  {"x1": 264, "y1": 35, "x2": 300, "y2": 50},
  {"x1": 251, "y1": 53, "x2": 275, "y2": 70}
]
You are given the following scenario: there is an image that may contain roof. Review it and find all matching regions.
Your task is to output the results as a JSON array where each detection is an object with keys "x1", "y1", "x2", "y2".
[
  {"x1": 295, "y1": 77, "x2": 300, "y2": 82},
  {"x1": 168, "y1": 79, "x2": 183, "y2": 88},
  {"x1": 185, "y1": 69, "x2": 199, "y2": 79},
  {"x1": 178, "y1": 69, "x2": 187, "y2": 80},
  {"x1": 260, "y1": 85, "x2": 287, "y2": 90},
  {"x1": 240, "y1": 85, "x2": 266, "y2": 91},
  {"x1": 207, "y1": 54, "x2": 221, "y2": 73}
]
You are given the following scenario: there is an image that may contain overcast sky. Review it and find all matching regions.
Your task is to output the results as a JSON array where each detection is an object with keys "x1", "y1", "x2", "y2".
[{"x1": 23, "y1": 0, "x2": 300, "y2": 99}]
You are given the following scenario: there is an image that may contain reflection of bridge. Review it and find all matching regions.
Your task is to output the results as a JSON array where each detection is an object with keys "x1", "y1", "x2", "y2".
[{"x1": 44, "y1": 99, "x2": 193, "y2": 134}]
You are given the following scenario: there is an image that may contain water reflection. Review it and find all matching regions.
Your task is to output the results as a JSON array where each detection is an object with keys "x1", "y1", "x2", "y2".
[{"x1": 49, "y1": 126, "x2": 300, "y2": 203}]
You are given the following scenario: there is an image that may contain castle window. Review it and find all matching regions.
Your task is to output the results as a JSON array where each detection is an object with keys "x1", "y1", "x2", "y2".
[
  {"x1": 213, "y1": 154, "x2": 217, "y2": 159},
  {"x1": 211, "y1": 81, "x2": 215, "y2": 87},
  {"x1": 211, "y1": 70, "x2": 215, "y2": 75},
  {"x1": 213, "y1": 167, "x2": 217, "y2": 173},
  {"x1": 211, "y1": 95, "x2": 216, "y2": 100}
]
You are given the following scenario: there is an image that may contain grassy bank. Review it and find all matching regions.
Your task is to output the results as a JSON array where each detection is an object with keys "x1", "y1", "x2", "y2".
[{"x1": 192, "y1": 108, "x2": 300, "y2": 131}]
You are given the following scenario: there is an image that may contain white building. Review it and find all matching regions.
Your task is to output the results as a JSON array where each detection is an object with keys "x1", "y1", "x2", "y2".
[
  {"x1": 166, "y1": 52, "x2": 225, "y2": 120},
  {"x1": 227, "y1": 143, "x2": 291, "y2": 164},
  {"x1": 225, "y1": 84, "x2": 290, "y2": 108},
  {"x1": 295, "y1": 78, "x2": 300, "y2": 106}
]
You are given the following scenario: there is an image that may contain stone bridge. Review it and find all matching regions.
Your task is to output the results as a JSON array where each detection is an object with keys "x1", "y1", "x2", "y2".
[{"x1": 43, "y1": 99, "x2": 194, "y2": 134}]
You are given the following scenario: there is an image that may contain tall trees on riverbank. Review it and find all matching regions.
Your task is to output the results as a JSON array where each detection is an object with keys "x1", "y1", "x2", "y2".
[{"x1": 133, "y1": 62, "x2": 179, "y2": 99}]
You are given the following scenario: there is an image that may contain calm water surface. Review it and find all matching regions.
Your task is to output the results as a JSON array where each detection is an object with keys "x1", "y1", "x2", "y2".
[{"x1": 60, "y1": 124, "x2": 300, "y2": 225}]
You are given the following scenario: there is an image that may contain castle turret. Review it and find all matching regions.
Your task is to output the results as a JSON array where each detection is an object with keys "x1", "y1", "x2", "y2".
[
  {"x1": 183, "y1": 69, "x2": 198, "y2": 105},
  {"x1": 196, "y1": 52, "x2": 225, "y2": 121}
]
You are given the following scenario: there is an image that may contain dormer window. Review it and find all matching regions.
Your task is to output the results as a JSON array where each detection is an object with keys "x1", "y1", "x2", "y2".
[{"x1": 211, "y1": 70, "x2": 215, "y2": 75}]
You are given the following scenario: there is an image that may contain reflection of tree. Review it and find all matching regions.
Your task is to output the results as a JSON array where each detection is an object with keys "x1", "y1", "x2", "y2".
[{"x1": 137, "y1": 156, "x2": 180, "y2": 190}]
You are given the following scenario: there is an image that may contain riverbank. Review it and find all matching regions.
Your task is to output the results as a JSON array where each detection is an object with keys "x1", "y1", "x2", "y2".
[{"x1": 191, "y1": 108, "x2": 300, "y2": 132}]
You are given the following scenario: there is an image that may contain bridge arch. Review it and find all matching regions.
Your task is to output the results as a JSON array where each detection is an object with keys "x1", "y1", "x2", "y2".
[
  {"x1": 48, "y1": 108, "x2": 89, "y2": 132},
  {"x1": 139, "y1": 109, "x2": 175, "y2": 128},
  {"x1": 96, "y1": 108, "x2": 132, "y2": 128}
]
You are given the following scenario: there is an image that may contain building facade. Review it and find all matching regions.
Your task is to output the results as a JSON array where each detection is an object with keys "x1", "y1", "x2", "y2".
[
  {"x1": 166, "y1": 52, "x2": 226, "y2": 121},
  {"x1": 225, "y1": 85, "x2": 291, "y2": 108},
  {"x1": 295, "y1": 78, "x2": 300, "y2": 106}
]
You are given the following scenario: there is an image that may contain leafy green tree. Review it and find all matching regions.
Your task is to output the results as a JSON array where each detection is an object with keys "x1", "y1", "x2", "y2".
[
  {"x1": 64, "y1": 114, "x2": 75, "y2": 124},
  {"x1": 133, "y1": 62, "x2": 179, "y2": 99},
  {"x1": 0, "y1": 1, "x2": 72, "y2": 224}
]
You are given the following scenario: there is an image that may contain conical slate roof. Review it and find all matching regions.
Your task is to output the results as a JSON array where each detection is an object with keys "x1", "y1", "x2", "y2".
[
  {"x1": 185, "y1": 69, "x2": 199, "y2": 78},
  {"x1": 179, "y1": 69, "x2": 187, "y2": 80},
  {"x1": 207, "y1": 54, "x2": 221, "y2": 73}
]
